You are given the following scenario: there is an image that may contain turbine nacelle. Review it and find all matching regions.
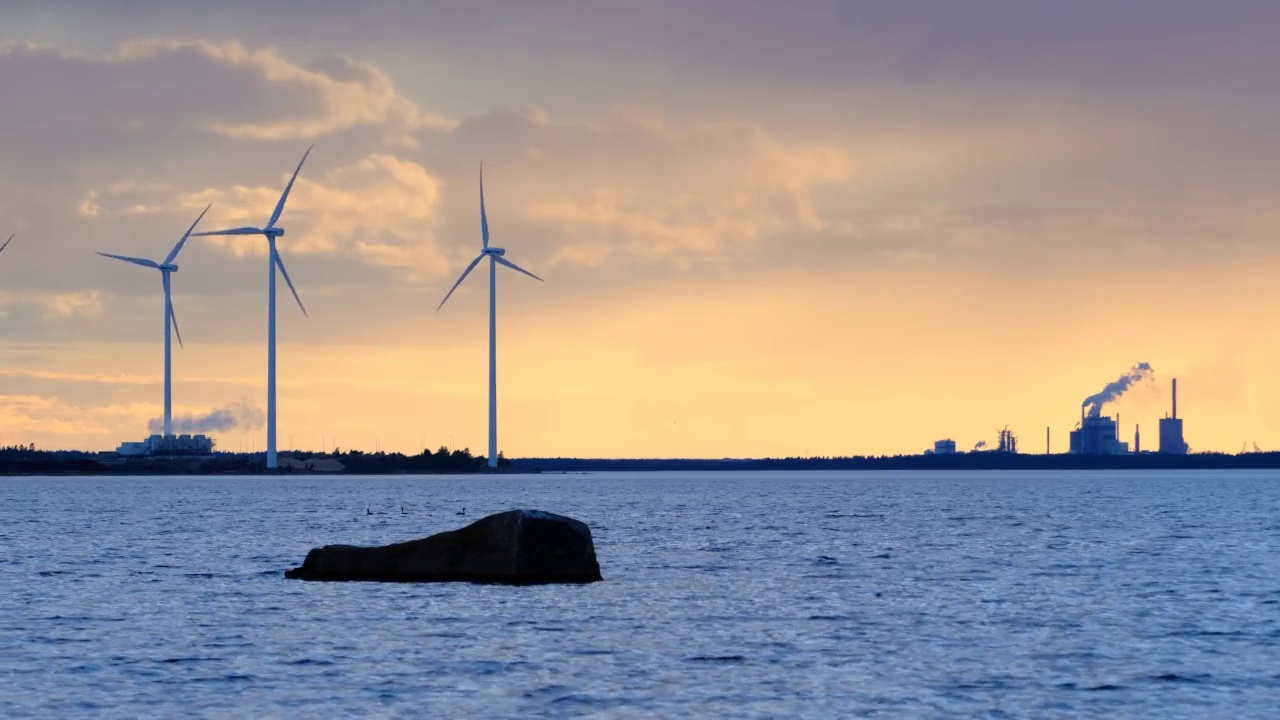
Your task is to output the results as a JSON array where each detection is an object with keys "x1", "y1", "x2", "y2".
[
  {"x1": 265, "y1": 227, "x2": 284, "y2": 238},
  {"x1": 160, "y1": 264, "x2": 178, "y2": 273},
  {"x1": 482, "y1": 247, "x2": 506, "y2": 256}
]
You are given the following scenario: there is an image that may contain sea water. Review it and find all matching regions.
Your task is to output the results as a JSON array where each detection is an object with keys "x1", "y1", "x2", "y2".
[{"x1": 1, "y1": 470, "x2": 1278, "y2": 718}]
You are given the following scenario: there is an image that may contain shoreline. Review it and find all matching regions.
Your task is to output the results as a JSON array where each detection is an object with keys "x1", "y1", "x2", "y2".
[{"x1": 5, "y1": 451, "x2": 1280, "y2": 475}]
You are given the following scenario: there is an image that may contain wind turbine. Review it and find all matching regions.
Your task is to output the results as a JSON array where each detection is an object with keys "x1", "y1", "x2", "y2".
[
  {"x1": 438, "y1": 165, "x2": 542, "y2": 469},
  {"x1": 97, "y1": 206, "x2": 210, "y2": 437},
  {"x1": 191, "y1": 145, "x2": 312, "y2": 470}
]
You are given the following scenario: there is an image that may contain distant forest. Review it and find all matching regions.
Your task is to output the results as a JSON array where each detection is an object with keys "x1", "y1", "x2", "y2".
[
  {"x1": 0, "y1": 445, "x2": 499, "y2": 475},
  {"x1": 293, "y1": 447, "x2": 499, "y2": 474},
  {"x1": 511, "y1": 452, "x2": 1280, "y2": 472},
  {"x1": 6, "y1": 444, "x2": 1280, "y2": 475}
]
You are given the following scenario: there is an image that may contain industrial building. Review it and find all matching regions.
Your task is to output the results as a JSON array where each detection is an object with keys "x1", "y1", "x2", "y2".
[
  {"x1": 997, "y1": 427, "x2": 1018, "y2": 454},
  {"x1": 1070, "y1": 415, "x2": 1130, "y2": 455},
  {"x1": 932, "y1": 439, "x2": 957, "y2": 455},
  {"x1": 116, "y1": 434, "x2": 214, "y2": 458},
  {"x1": 1159, "y1": 378, "x2": 1188, "y2": 454}
]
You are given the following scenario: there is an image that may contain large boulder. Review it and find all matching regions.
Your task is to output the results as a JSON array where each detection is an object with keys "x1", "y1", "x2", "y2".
[{"x1": 284, "y1": 509, "x2": 603, "y2": 584}]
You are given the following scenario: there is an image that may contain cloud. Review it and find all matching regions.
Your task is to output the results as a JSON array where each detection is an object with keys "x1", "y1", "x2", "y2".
[
  {"x1": 423, "y1": 107, "x2": 854, "y2": 274},
  {"x1": 177, "y1": 152, "x2": 450, "y2": 278},
  {"x1": 0, "y1": 368, "x2": 258, "y2": 387},
  {"x1": 0, "y1": 24, "x2": 1276, "y2": 348},
  {"x1": 0, "y1": 394, "x2": 154, "y2": 439},
  {"x1": 0, "y1": 369, "x2": 157, "y2": 385},
  {"x1": 529, "y1": 122, "x2": 849, "y2": 268},
  {"x1": 0, "y1": 38, "x2": 443, "y2": 192},
  {"x1": 79, "y1": 38, "x2": 448, "y2": 140},
  {"x1": 0, "y1": 291, "x2": 106, "y2": 320},
  {"x1": 7, "y1": 30, "x2": 1272, "y2": 301},
  {"x1": 107, "y1": 41, "x2": 454, "y2": 142},
  {"x1": 45, "y1": 291, "x2": 104, "y2": 318}
]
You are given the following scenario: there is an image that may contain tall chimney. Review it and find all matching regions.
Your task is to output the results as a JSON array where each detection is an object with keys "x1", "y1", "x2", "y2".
[
  {"x1": 1173, "y1": 378, "x2": 1178, "y2": 420},
  {"x1": 1135, "y1": 424, "x2": 1140, "y2": 454},
  {"x1": 1046, "y1": 426, "x2": 1050, "y2": 455}
]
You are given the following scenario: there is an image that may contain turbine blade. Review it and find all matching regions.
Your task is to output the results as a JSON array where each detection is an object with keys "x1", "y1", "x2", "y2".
[
  {"x1": 273, "y1": 247, "x2": 308, "y2": 317},
  {"x1": 97, "y1": 252, "x2": 160, "y2": 269},
  {"x1": 480, "y1": 163, "x2": 489, "y2": 249},
  {"x1": 0, "y1": 233, "x2": 13, "y2": 255},
  {"x1": 495, "y1": 255, "x2": 543, "y2": 282},
  {"x1": 190, "y1": 226, "x2": 262, "y2": 237},
  {"x1": 163, "y1": 274, "x2": 184, "y2": 349},
  {"x1": 164, "y1": 204, "x2": 211, "y2": 265},
  {"x1": 171, "y1": 308, "x2": 184, "y2": 349},
  {"x1": 267, "y1": 144, "x2": 313, "y2": 229},
  {"x1": 436, "y1": 255, "x2": 484, "y2": 311}
]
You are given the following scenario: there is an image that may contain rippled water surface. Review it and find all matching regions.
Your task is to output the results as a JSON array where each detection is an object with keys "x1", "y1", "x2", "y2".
[{"x1": 2, "y1": 470, "x2": 1279, "y2": 717}]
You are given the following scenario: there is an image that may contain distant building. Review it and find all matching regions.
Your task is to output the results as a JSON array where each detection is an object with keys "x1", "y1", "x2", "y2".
[
  {"x1": 1070, "y1": 415, "x2": 1129, "y2": 455},
  {"x1": 932, "y1": 439, "x2": 957, "y2": 455},
  {"x1": 116, "y1": 434, "x2": 214, "y2": 457},
  {"x1": 1159, "y1": 418, "x2": 1186, "y2": 454},
  {"x1": 997, "y1": 427, "x2": 1018, "y2": 454},
  {"x1": 1159, "y1": 378, "x2": 1188, "y2": 454}
]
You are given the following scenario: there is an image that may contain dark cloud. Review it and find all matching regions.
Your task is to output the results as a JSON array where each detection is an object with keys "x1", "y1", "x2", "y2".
[
  {"x1": 11, "y1": 1, "x2": 1280, "y2": 93},
  {"x1": 0, "y1": 8, "x2": 1278, "y2": 349}
]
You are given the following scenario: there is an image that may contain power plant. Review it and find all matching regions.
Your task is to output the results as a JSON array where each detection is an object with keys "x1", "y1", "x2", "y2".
[
  {"x1": 116, "y1": 434, "x2": 214, "y2": 457},
  {"x1": 1070, "y1": 414, "x2": 1128, "y2": 455},
  {"x1": 1066, "y1": 365, "x2": 1188, "y2": 455}
]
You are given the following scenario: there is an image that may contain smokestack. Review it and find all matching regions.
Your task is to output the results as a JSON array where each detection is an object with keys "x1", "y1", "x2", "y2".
[
  {"x1": 1135, "y1": 424, "x2": 1140, "y2": 454},
  {"x1": 1046, "y1": 426, "x2": 1050, "y2": 455},
  {"x1": 1173, "y1": 378, "x2": 1178, "y2": 420}
]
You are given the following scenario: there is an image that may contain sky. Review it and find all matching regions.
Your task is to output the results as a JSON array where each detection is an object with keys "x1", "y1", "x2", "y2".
[{"x1": 2, "y1": 1, "x2": 1280, "y2": 457}]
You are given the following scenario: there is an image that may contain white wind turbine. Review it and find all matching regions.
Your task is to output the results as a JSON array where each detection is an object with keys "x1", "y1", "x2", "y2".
[
  {"x1": 98, "y1": 206, "x2": 210, "y2": 437},
  {"x1": 438, "y1": 165, "x2": 543, "y2": 469},
  {"x1": 190, "y1": 145, "x2": 312, "y2": 470}
]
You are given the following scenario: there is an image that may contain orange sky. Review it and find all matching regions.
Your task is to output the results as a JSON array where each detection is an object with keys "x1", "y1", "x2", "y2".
[{"x1": 4, "y1": 260, "x2": 1279, "y2": 457}]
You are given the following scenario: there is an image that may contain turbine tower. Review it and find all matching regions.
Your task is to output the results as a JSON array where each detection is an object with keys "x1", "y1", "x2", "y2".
[
  {"x1": 438, "y1": 165, "x2": 542, "y2": 468},
  {"x1": 191, "y1": 146, "x2": 312, "y2": 470},
  {"x1": 97, "y1": 207, "x2": 210, "y2": 437}
]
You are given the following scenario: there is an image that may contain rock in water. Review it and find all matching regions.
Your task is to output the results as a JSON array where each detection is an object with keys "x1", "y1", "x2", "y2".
[{"x1": 284, "y1": 509, "x2": 603, "y2": 584}]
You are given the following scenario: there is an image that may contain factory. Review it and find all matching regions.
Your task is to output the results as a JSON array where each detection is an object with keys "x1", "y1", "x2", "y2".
[
  {"x1": 1068, "y1": 374, "x2": 1188, "y2": 455},
  {"x1": 1069, "y1": 414, "x2": 1129, "y2": 455},
  {"x1": 116, "y1": 434, "x2": 215, "y2": 458},
  {"x1": 926, "y1": 431, "x2": 1017, "y2": 455}
]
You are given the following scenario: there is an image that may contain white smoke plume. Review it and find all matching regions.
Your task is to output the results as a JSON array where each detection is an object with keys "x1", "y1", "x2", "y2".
[
  {"x1": 148, "y1": 401, "x2": 265, "y2": 435},
  {"x1": 1082, "y1": 362, "x2": 1154, "y2": 417}
]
